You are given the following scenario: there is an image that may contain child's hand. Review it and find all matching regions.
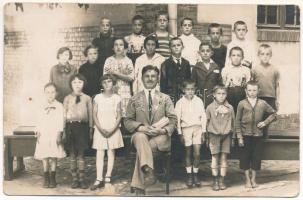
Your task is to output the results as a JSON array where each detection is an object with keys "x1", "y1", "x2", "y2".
[
  {"x1": 238, "y1": 138, "x2": 244, "y2": 147},
  {"x1": 56, "y1": 132, "x2": 62, "y2": 146},
  {"x1": 179, "y1": 135, "x2": 185, "y2": 145},
  {"x1": 61, "y1": 130, "x2": 67, "y2": 144},
  {"x1": 89, "y1": 127, "x2": 94, "y2": 141},
  {"x1": 201, "y1": 132, "x2": 206, "y2": 144},
  {"x1": 257, "y1": 121, "x2": 266, "y2": 129}
]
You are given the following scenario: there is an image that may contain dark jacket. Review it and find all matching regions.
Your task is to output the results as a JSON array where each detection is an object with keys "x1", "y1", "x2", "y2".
[
  {"x1": 191, "y1": 61, "x2": 221, "y2": 106},
  {"x1": 160, "y1": 57, "x2": 191, "y2": 104}
]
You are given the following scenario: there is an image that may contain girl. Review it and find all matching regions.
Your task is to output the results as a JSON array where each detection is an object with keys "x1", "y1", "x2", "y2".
[
  {"x1": 221, "y1": 46, "x2": 251, "y2": 112},
  {"x1": 63, "y1": 74, "x2": 93, "y2": 189},
  {"x1": 50, "y1": 47, "x2": 77, "y2": 103},
  {"x1": 90, "y1": 74, "x2": 124, "y2": 190},
  {"x1": 206, "y1": 85, "x2": 235, "y2": 191},
  {"x1": 79, "y1": 45, "x2": 101, "y2": 98},
  {"x1": 103, "y1": 38, "x2": 134, "y2": 118},
  {"x1": 149, "y1": 11, "x2": 174, "y2": 59},
  {"x1": 34, "y1": 83, "x2": 66, "y2": 188}
]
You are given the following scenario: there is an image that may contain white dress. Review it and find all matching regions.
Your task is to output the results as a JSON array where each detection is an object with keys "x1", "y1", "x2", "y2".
[
  {"x1": 34, "y1": 100, "x2": 66, "y2": 160},
  {"x1": 92, "y1": 94, "x2": 124, "y2": 150}
]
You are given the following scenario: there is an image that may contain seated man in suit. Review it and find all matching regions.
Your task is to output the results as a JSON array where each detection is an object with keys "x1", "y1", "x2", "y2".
[{"x1": 124, "y1": 65, "x2": 177, "y2": 195}]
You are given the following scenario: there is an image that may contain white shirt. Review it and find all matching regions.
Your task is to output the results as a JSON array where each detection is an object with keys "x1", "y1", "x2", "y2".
[
  {"x1": 133, "y1": 53, "x2": 165, "y2": 95},
  {"x1": 201, "y1": 59, "x2": 215, "y2": 70},
  {"x1": 175, "y1": 95, "x2": 207, "y2": 134},
  {"x1": 172, "y1": 55, "x2": 182, "y2": 65},
  {"x1": 179, "y1": 34, "x2": 201, "y2": 66},
  {"x1": 248, "y1": 97, "x2": 257, "y2": 107},
  {"x1": 221, "y1": 65, "x2": 251, "y2": 87},
  {"x1": 143, "y1": 88, "x2": 156, "y2": 102}
]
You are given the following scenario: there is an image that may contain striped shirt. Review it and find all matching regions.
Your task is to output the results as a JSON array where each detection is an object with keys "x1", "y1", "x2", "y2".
[{"x1": 149, "y1": 32, "x2": 174, "y2": 59}]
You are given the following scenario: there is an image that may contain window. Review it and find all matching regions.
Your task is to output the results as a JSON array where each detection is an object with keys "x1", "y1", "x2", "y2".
[{"x1": 257, "y1": 5, "x2": 300, "y2": 29}]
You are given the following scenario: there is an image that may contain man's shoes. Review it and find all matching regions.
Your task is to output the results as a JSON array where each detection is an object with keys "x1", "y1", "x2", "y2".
[
  {"x1": 90, "y1": 180, "x2": 105, "y2": 191},
  {"x1": 212, "y1": 176, "x2": 220, "y2": 191},
  {"x1": 143, "y1": 166, "x2": 157, "y2": 187},
  {"x1": 186, "y1": 173, "x2": 193, "y2": 188},
  {"x1": 79, "y1": 181, "x2": 88, "y2": 189},
  {"x1": 193, "y1": 172, "x2": 201, "y2": 187},
  {"x1": 134, "y1": 187, "x2": 145, "y2": 196},
  {"x1": 71, "y1": 180, "x2": 79, "y2": 189},
  {"x1": 219, "y1": 176, "x2": 227, "y2": 190}
]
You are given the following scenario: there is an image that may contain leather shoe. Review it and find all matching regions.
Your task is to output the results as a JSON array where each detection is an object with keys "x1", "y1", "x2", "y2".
[
  {"x1": 143, "y1": 166, "x2": 157, "y2": 187},
  {"x1": 134, "y1": 187, "x2": 145, "y2": 196}
]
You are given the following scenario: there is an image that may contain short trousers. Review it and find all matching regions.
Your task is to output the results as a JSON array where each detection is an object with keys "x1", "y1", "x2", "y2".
[
  {"x1": 208, "y1": 132, "x2": 231, "y2": 155},
  {"x1": 65, "y1": 122, "x2": 89, "y2": 154},
  {"x1": 181, "y1": 125, "x2": 203, "y2": 147},
  {"x1": 239, "y1": 136, "x2": 264, "y2": 170}
]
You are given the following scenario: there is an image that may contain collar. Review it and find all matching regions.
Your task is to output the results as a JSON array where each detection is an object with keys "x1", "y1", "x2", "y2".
[
  {"x1": 247, "y1": 97, "x2": 257, "y2": 104},
  {"x1": 181, "y1": 95, "x2": 196, "y2": 102},
  {"x1": 71, "y1": 92, "x2": 83, "y2": 97},
  {"x1": 172, "y1": 55, "x2": 182, "y2": 64},
  {"x1": 145, "y1": 53, "x2": 162, "y2": 61},
  {"x1": 57, "y1": 63, "x2": 71, "y2": 73},
  {"x1": 213, "y1": 100, "x2": 229, "y2": 108},
  {"x1": 143, "y1": 88, "x2": 156, "y2": 99},
  {"x1": 180, "y1": 33, "x2": 195, "y2": 38}
]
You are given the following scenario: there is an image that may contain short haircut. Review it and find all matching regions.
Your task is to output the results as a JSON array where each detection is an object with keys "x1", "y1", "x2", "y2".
[
  {"x1": 100, "y1": 17, "x2": 111, "y2": 25},
  {"x1": 212, "y1": 84, "x2": 227, "y2": 94},
  {"x1": 258, "y1": 43, "x2": 272, "y2": 55},
  {"x1": 57, "y1": 47, "x2": 73, "y2": 60},
  {"x1": 233, "y1": 20, "x2": 247, "y2": 30},
  {"x1": 199, "y1": 42, "x2": 213, "y2": 51},
  {"x1": 83, "y1": 45, "x2": 98, "y2": 57},
  {"x1": 181, "y1": 17, "x2": 194, "y2": 26},
  {"x1": 208, "y1": 23, "x2": 223, "y2": 35},
  {"x1": 169, "y1": 37, "x2": 183, "y2": 47},
  {"x1": 141, "y1": 65, "x2": 160, "y2": 76},
  {"x1": 155, "y1": 10, "x2": 169, "y2": 21},
  {"x1": 229, "y1": 46, "x2": 244, "y2": 57},
  {"x1": 44, "y1": 82, "x2": 57, "y2": 91},
  {"x1": 245, "y1": 80, "x2": 259, "y2": 89},
  {"x1": 99, "y1": 74, "x2": 116, "y2": 86},
  {"x1": 69, "y1": 73, "x2": 87, "y2": 90},
  {"x1": 181, "y1": 79, "x2": 196, "y2": 89},
  {"x1": 113, "y1": 37, "x2": 128, "y2": 49},
  {"x1": 132, "y1": 15, "x2": 144, "y2": 23},
  {"x1": 144, "y1": 35, "x2": 159, "y2": 49}
]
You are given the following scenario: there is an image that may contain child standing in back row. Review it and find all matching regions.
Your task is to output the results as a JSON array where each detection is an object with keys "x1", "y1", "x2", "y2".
[
  {"x1": 206, "y1": 85, "x2": 236, "y2": 191},
  {"x1": 90, "y1": 74, "x2": 124, "y2": 190},
  {"x1": 236, "y1": 81, "x2": 276, "y2": 188},
  {"x1": 149, "y1": 11, "x2": 174, "y2": 59}
]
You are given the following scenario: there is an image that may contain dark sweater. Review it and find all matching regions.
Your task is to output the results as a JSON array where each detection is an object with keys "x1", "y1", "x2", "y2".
[
  {"x1": 92, "y1": 34, "x2": 115, "y2": 65},
  {"x1": 211, "y1": 44, "x2": 227, "y2": 71}
]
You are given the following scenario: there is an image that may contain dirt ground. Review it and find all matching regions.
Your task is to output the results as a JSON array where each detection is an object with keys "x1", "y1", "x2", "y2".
[{"x1": 3, "y1": 157, "x2": 300, "y2": 197}]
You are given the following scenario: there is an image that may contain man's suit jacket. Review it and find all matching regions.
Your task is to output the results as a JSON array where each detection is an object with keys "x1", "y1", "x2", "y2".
[{"x1": 124, "y1": 90, "x2": 177, "y2": 151}]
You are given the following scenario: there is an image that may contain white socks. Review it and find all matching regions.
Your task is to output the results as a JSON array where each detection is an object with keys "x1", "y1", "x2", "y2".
[{"x1": 186, "y1": 166, "x2": 199, "y2": 173}]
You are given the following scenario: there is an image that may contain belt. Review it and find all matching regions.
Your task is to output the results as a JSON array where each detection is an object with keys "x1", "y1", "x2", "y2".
[{"x1": 67, "y1": 120, "x2": 88, "y2": 124}]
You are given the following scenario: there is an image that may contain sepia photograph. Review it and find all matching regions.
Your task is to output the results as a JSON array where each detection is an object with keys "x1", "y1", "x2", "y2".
[{"x1": 2, "y1": 0, "x2": 300, "y2": 197}]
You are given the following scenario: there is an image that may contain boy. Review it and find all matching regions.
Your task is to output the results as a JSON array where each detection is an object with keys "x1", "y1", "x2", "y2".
[
  {"x1": 149, "y1": 11, "x2": 174, "y2": 59},
  {"x1": 92, "y1": 17, "x2": 115, "y2": 66},
  {"x1": 225, "y1": 21, "x2": 254, "y2": 68},
  {"x1": 160, "y1": 37, "x2": 191, "y2": 104},
  {"x1": 208, "y1": 23, "x2": 227, "y2": 71},
  {"x1": 206, "y1": 85, "x2": 235, "y2": 191},
  {"x1": 191, "y1": 42, "x2": 221, "y2": 107},
  {"x1": 235, "y1": 81, "x2": 276, "y2": 188},
  {"x1": 124, "y1": 15, "x2": 146, "y2": 64},
  {"x1": 133, "y1": 35, "x2": 165, "y2": 95},
  {"x1": 175, "y1": 79, "x2": 207, "y2": 188},
  {"x1": 252, "y1": 44, "x2": 280, "y2": 111},
  {"x1": 179, "y1": 17, "x2": 201, "y2": 68}
]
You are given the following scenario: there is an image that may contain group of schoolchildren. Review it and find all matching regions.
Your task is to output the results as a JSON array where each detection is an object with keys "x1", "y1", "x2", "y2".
[{"x1": 33, "y1": 10, "x2": 280, "y2": 193}]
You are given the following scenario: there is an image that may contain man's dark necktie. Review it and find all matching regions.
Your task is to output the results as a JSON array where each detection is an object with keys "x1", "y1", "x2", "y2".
[
  {"x1": 148, "y1": 90, "x2": 152, "y2": 120},
  {"x1": 176, "y1": 58, "x2": 181, "y2": 70}
]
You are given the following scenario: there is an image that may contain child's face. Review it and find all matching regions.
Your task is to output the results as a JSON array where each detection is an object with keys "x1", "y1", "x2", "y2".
[
  {"x1": 214, "y1": 89, "x2": 227, "y2": 103},
  {"x1": 258, "y1": 48, "x2": 272, "y2": 65},
  {"x1": 145, "y1": 40, "x2": 156, "y2": 56},
  {"x1": 209, "y1": 27, "x2": 222, "y2": 43},
  {"x1": 101, "y1": 79, "x2": 114, "y2": 92},
  {"x1": 234, "y1": 24, "x2": 247, "y2": 40},
  {"x1": 157, "y1": 15, "x2": 169, "y2": 31},
  {"x1": 230, "y1": 49, "x2": 243, "y2": 66},
  {"x1": 71, "y1": 77, "x2": 84, "y2": 93},
  {"x1": 113, "y1": 39, "x2": 125, "y2": 56},
  {"x1": 170, "y1": 39, "x2": 183, "y2": 56},
  {"x1": 199, "y1": 45, "x2": 213, "y2": 62},
  {"x1": 45, "y1": 86, "x2": 56, "y2": 102},
  {"x1": 246, "y1": 84, "x2": 258, "y2": 99},
  {"x1": 183, "y1": 84, "x2": 196, "y2": 99},
  {"x1": 58, "y1": 50, "x2": 70, "y2": 64},
  {"x1": 181, "y1": 20, "x2": 193, "y2": 35},
  {"x1": 87, "y1": 48, "x2": 98, "y2": 64},
  {"x1": 132, "y1": 19, "x2": 143, "y2": 35},
  {"x1": 100, "y1": 19, "x2": 111, "y2": 35}
]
